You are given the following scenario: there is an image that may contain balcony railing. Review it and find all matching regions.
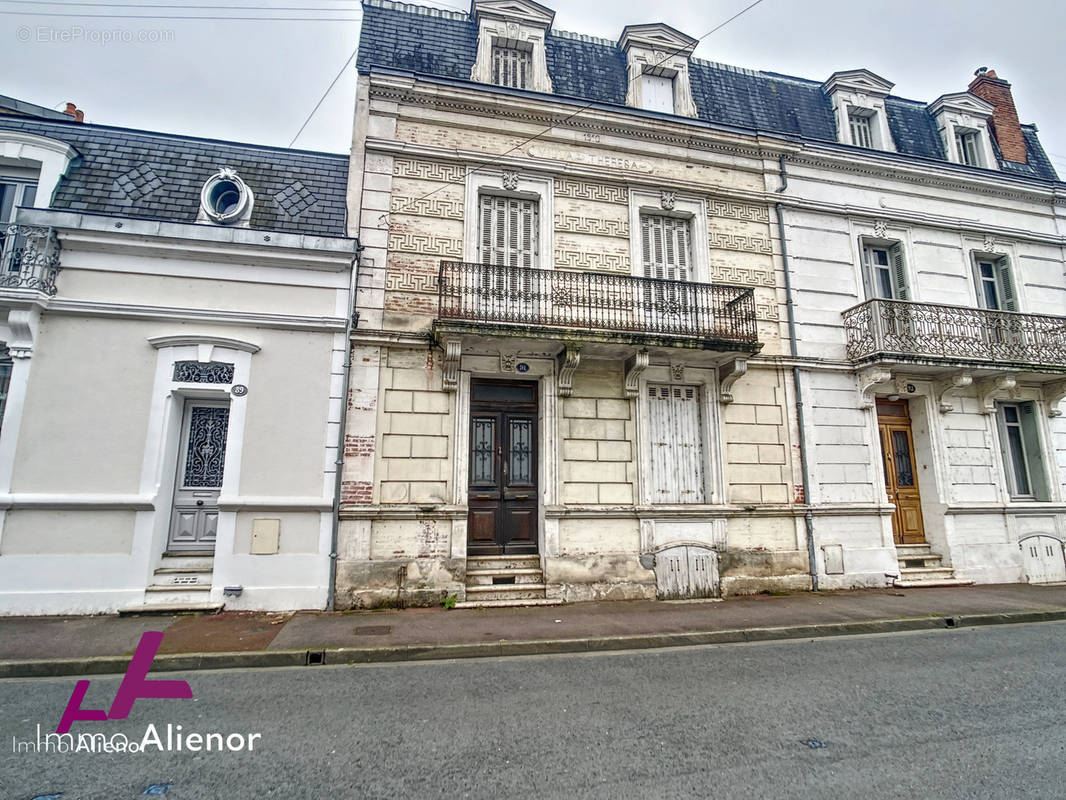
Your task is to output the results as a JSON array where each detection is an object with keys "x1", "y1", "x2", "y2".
[
  {"x1": 0, "y1": 225, "x2": 61, "y2": 296},
  {"x1": 438, "y1": 261, "x2": 759, "y2": 347},
  {"x1": 843, "y1": 298, "x2": 1066, "y2": 369}
]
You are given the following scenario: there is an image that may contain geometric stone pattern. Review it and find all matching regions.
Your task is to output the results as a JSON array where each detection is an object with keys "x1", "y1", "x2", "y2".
[
  {"x1": 388, "y1": 230, "x2": 463, "y2": 258},
  {"x1": 555, "y1": 250, "x2": 629, "y2": 273},
  {"x1": 708, "y1": 231, "x2": 773, "y2": 254},
  {"x1": 386, "y1": 271, "x2": 438, "y2": 292},
  {"x1": 710, "y1": 264, "x2": 776, "y2": 287},
  {"x1": 113, "y1": 162, "x2": 164, "y2": 202},
  {"x1": 554, "y1": 214, "x2": 629, "y2": 238},
  {"x1": 273, "y1": 180, "x2": 319, "y2": 218},
  {"x1": 708, "y1": 200, "x2": 770, "y2": 223},
  {"x1": 554, "y1": 178, "x2": 628, "y2": 204},
  {"x1": 392, "y1": 158, "x2": 466, "y2": 184},
  {"x1": 390, "y1": 194, "x2": 464, "y2": 219}
]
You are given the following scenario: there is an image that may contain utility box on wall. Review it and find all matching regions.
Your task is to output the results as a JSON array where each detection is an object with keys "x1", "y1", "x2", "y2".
[{"x1": 250, "y1": 518, "x2": 281, "y2": 555}]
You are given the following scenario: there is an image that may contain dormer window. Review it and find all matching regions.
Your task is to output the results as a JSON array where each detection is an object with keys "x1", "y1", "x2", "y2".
[
  {"x1": 823, "y1": 69, "x2": 896, "y2": 152},
  {"x1": 640, "y1": 73, "x2": 675, "y2": 114},
  {"x1": 955, "y1": 128, "x2": 982, "y2": 166},
  {"x1": 492, "y1": 41, "x2": 532, "y2": 89},
  {"x1": 470, "y1": 0, "x2": 554, "y2": 94},
  {"x1": 198, "y1": 167, "x2": 253, "y2": 226},
  {"x1": 849, "y1": 109, "x2": 875, "y2": 148}
]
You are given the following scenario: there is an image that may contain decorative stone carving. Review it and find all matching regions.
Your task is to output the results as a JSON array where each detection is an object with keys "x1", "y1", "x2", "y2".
[
  {"x1": 873, "y1": 219, "x2": 888, "y2": 238},
  {"x1": 983, "y1": 234, "x2": 997, "y2": 253},
  {"x1": 6, "y1": 308, "x2": 39, "y2": 359},
  {"x1": 858, "y1": 367, "x2": 893, "y2": 409},
  {"x1": 670, "y1": 362, "x2": 685, "y2": 382},
  {"x1": 718, "y1": 358, "x2": 747, "y2": 404},
  {"x1": 660, "y1": 190, "x2": 676, "y2": 211},
  {"x1": 624, "y1": 351, "x2": 649, "y2": 398},
  {"x1": 556, "y1": 344, "x2": 581, "y2": 397},
  {"x1": 1041, "y1": 379, "x2": 1066, "y2": 418},
  {"x1": 442, "y1": 339, "x2": 461, "y2": 392},
  {"x1": 502, "y1": 170, "x2": 519, "y2": 191},
  {"x1": 934, "y1": 372, "x2": 973, "y2": 413},
  {"x1": 499, "y1": 350, "x2": 518, "y2": 373},
  {"x1": 976, "y1": 374, "x2": 1017, "y2": 414}
]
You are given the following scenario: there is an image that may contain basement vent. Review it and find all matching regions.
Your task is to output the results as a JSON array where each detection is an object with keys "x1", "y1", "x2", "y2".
[
  {"x1": 492, "y1": 576, "x2": 516, "y2": 585},
  {"x1": 171, "y1": 576, "x2": 199, "y2": 586}
]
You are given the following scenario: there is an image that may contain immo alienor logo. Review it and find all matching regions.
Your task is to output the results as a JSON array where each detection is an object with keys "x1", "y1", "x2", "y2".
[{"x1": 57, "y1": 631, "x2": 191, "y2": 734}]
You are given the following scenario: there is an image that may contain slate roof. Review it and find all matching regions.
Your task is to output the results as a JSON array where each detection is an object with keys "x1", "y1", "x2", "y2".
[
  {"x1": 357, "y1": 0, "x2": 1058, "y2": 182},
  {"x1": 0, "y1": 114, "x2": 350, "y2": 237}
]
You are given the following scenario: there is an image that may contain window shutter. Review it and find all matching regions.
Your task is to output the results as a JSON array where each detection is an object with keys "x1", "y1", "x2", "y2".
[
  {"x1": 648, "y1": 385, "x2": 674, "y2": 501},
  {"x1": 647, "y1": 384, "x2": 705, "y2": 504},
  {"x1": 641, "y1": 215, "x2": 691, "y2": 283},
  {"x1": 860, "y1": 242, "x2": 874, "y2": 299},
  {"x1": 479, "y1": 196, "x2": 494, "y2": 265},
  {"x1": 997, "y1": 258, "x2": 1017, "y2": 311},
  {"x1": 1019, "y1": 402, "x2": 1049, "y2": 500},
  {"x1": 479, "y1": 195, "x2": 539, "y2": 269},
  {"x1": 889, "y1": 243, "x2": 908, "y2": 300},
  {"x1": 970, "y1": 258, "x2": 986, "y2": 308}
]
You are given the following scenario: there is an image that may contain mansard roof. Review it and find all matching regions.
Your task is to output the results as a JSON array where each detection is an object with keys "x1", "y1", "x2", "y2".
[
  {"x1": 0, "y1": 114, "x2": 350, "y2": 237},
  {"x1": 356, "y1": 0, "x2": 1058, "y2": 182}
]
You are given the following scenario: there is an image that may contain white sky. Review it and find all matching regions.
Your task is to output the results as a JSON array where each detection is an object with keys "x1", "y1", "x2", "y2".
[{"x1": 4, "y1": 0, "x2": 1065, "y2": 178}]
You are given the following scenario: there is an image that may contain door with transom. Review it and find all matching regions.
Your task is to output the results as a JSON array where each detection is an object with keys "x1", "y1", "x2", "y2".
[
  {"x1": 876, "y1": 399, "x2": 926, "y2": 545},
  {"x1": 467, "y1": 380, "x2": 538, "y2": 555},
  {"x1": 168, "y1": 399, "x2": 230, "y2": 553}
]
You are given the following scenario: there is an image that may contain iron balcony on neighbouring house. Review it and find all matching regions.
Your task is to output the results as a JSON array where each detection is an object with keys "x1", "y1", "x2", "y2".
[
  {"x1": 843, "y1": 298, "x2": 1066, "y2": 371},
  {"x1": 0, "y1": 225, "x2": 61, "y2": 296},
  {"x1": 437, "y1": 261, "x2": 760, "y2": 350}
]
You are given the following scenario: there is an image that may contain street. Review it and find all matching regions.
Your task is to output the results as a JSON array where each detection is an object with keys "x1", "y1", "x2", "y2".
[{"x1": 2, "y1": 621, "x2": 1065, "y2": 799}]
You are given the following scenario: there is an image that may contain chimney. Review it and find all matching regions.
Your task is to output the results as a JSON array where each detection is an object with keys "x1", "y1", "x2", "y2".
[
  {"x1": 63, "y1": 102, "x2": 85, "y2": 123},
  {"x1": 967, "y1": 68, "x2": 1026, "y2": 163}
]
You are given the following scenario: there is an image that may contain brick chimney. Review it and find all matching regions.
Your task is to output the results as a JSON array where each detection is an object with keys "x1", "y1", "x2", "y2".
[
  {"x1": 63, "y1": 102, "x2": 85, "y2": 123},
  {"x1": 967, "y1": 68, "x2": 1026, "y2": 164}
]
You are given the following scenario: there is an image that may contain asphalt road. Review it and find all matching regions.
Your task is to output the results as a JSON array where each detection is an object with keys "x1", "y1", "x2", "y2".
[{"x1": 2, "y1": 621, "x2": 1065, "y2": 799}]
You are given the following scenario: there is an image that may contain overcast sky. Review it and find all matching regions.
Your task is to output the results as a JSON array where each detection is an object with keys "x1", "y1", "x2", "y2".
[{"x1": 4, "y1": 0, "x2": 1065, "y2": 178}]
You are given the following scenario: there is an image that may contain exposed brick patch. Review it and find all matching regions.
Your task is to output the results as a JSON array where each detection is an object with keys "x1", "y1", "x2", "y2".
[
  {"x1": 341, "y1": 481, "x2": 373, "y2": 505},
  {"x1": 344, "y1": 435, "x2": 375, "y2": 457},
  {"x1": 969, "y1": 70, "x2": 1027, "y2": 164}
]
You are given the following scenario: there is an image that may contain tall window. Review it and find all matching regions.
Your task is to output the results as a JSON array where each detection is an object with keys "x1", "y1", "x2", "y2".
[
  {"x1": 998, "y1": 402, "x2": 1048, "y2": 501},
  {"x1": 955, "y1": 129, "x2": 982, "y2": 167},
  {"x1": 862, "y1": 241, "x2": 908, "y2": 300},
  {"x1": 974, "y1": 257, "x2": 1016, "y2": 311},
  {"x1": 479, "y1": 195, "x2": 538, "y2": 268},
  {"x1": 640, "y1": 215, "x2": 691, "y2": 282},
  {"x1": 0, "y1": 181, "x2": 38, "y2": 264},
  {"x1": 491, "y1": 44, "x2": 531, "y2": 90},
  {"x1": 849, "y1": 110, "x2": 874, "y2": 148},
  {"x1": 640, "y1": 74, "x2": 675, "y2": 114},
  {"x1": 647, "y1": 384, "x2": 705, "y2": 503}
]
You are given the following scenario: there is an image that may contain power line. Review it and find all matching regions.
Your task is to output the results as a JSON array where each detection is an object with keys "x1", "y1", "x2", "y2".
[
  {"x1": 384, "y1": 0, "x2": 770, "y2": 224},
  {"x1": 2, "y1": 8, "x2": 360, "y2": 18},
  {"x1": 288, "y1": 46, "x2": 358, "y2": 147},
  {"x1": 2, "y1": 0, "x2": 358, "y2": 7}
]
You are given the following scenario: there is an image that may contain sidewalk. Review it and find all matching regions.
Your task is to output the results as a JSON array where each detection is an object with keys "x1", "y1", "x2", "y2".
[{"x1": 2, "y1": 583, "x2": 1066, "y2": 678}]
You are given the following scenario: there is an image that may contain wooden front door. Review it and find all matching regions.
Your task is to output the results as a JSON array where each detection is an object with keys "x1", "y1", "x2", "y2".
[
  {"x1": 876, "y1": 399, "x2": 926, "y2": 545},
  {"x1": 467, "y1": 380, "x2": 538, "y2": 555}
]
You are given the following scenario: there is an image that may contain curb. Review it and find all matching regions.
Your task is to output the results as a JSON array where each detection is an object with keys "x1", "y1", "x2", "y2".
[{"x1": 2, "y1": 608, "x2": 1065, "y2": 679}]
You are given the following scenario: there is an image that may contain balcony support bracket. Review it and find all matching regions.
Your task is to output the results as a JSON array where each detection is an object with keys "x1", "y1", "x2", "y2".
[
  {"x1": 976, "y1": 374, "x2": 1017, "y2": 415},
  {"x1": 934, "y1": 372, "x2": 974, "y2": 414},
  {"x1": 1042, "y1": 380, "x2": 1066, "y2": 418},
  {"x1": 441, "y1": 339, "x2": 461, "y2": 392},
  {"x1": 557, "y1": 344, "x2": 581, "y2": 397},
  {"x1": 858, "y1": 367, "x2": 893, "y2": 410},
  {"x1": 718, "y1": 357, "x2": 748, "y2": 404},
  {"x1": 624, "y1": 350, "x2": 649, "y2": 398}
]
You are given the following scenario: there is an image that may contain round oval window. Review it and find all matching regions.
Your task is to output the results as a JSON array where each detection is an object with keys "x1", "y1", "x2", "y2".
[{"x1": 209, "y1": 181, "x2": 242, "y2": 217}]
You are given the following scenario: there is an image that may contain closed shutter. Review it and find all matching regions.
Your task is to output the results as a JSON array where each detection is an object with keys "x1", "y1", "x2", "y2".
[
  {"x1": 492, "y1": 46, "x2": 530, "y2": 89},
  {"x1": 647, "y1": 384, "x2": 705, "y2": 503},
  {"x1": 641, "y1": 215, "x2": 691, "y2": 282},
  {"x1": 641, "y1": 74, "x2": 675, "y2": 113},
  {"x1": 479, "y1": 195, "x2": 538, "y2": 269},
  {"x1": 889, "y1": 242, "x2": 908, "y2": 300},
  {"x1": 1019, "y1": 402, "x2": 1049, "y2": 500},
  {"x1": 996, "y1": 257, "x2": 1017, "y2": 311}
]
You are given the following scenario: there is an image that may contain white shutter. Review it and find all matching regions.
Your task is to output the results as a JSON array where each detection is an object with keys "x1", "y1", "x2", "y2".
[
  {"x1": 479, "y1": 195, "x2": 538, "y2": 269},
  {"x1": 641, "y1": 215, "x2": 691, "y2": 282},
  {"x1": 641, "y1": 74, "x2": 674, "y2": 113},
  {"x1": 647, "y1": 384, "x2": 705, "y2": 504}
]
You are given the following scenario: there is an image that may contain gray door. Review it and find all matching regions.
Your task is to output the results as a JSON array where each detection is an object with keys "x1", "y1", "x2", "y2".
[{"x1": 168, "y1": 400, "x2": 229, "y2": 552}]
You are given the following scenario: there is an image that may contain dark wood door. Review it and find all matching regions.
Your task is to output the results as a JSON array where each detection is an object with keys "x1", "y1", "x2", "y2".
[
  {"x1": 468, "y1": 380, "x2": 538, "y2": 555},
  {"x1": 876, "y1": 399, "x2": 926, "y2": 545}
]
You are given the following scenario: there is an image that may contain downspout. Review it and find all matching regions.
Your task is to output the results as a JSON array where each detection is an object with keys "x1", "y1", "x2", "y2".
[
  {"x1": 327, "y1": 242, "x2": 362, "y2": 612},
  {"x1": 774, "y1": 154, "x2": 819, "y2": 591}
]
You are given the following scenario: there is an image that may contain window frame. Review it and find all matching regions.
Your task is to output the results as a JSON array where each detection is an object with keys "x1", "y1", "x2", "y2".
[
  {"x1": 859, "y1": 238, "x2": 909, "y2": 301},
  {"x1": 627, "y1": 189, "x2": 709, "y2": 284},
  {"x1": 490, "y1": 40, "x2": 533, "y2": 90},
  {"x1": 849, "y1": 109, "x2": 876, "y2": 149},
  {"x1": 463, "y1": 171, "x2": 553, "y2": 268},
  {"x1": 639, "y1": 72, "x2": 676, "y2": 114},
  {"x1": 955, "y1": 127, "x2": 983, "y2": 167},
  {"x1": 477, "y1": 193, "x2": 539, "y2": 269},
  {"x1": 970, "y1": 253, "x2": 1018, "y2": 312},
  {"x1": 996, "y1": 401, "x2": 1050, "y2": 502}
]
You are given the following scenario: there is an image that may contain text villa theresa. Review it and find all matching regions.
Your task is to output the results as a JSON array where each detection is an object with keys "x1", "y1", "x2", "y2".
[{"x1": 13, "y1": 723, "x2": 262, "y2": 754}]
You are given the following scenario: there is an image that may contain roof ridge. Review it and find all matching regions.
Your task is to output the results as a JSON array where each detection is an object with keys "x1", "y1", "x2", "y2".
[
  {"x1": 550, "y1": 28, "x2": 616, "y2": 47},
  {"x1": 362, "y1": 0, "x2": 469, "y2": 22}
]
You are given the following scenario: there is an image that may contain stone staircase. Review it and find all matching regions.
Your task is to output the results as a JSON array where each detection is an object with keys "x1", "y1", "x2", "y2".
[
  {"x1": 455, "y1": 554, "x2": 561, "y2": 609},
  {"x1": 120, "y1": 554, "x2": 223, "y2": 614},
  {"x1": 893, "y1": 543, "x2": 973, "y2": 588}
]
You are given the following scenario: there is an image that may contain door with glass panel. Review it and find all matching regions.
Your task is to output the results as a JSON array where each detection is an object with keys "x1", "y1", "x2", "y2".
[
  {"x1": 876, "y1": 399, "x2": 926, "y2": 545},
  {"x1": 168, "y1": 400, "x2": 230, "y2": 552},
  {"x1": 467, "y1": 380, "x2": 538, "y2": 555},
  {"x1": 0, "y1": 181, "x2": 38, "y2": 274}
]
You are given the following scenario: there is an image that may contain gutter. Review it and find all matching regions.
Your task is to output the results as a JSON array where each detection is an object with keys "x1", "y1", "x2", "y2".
[
  {"x1": 327, "y1": 243, "x2": 362, "y2": 612},
  {"x1": 775, "y1": 154, "x2": 819, "y2": 591}
]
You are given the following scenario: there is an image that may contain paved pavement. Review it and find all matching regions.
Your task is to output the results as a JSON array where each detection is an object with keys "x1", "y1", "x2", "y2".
[
  {"x1": 1, "y1": 585, "x2": 1066, "y2": 675},
  {"x1": 2, "y1": 620, "x2": 1064, "y2": 799}
]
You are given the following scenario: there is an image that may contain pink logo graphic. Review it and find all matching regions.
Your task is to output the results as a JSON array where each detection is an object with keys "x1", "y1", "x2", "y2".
[{"x1": 57, "y1": 631, "x2": 192, "y2": 734}]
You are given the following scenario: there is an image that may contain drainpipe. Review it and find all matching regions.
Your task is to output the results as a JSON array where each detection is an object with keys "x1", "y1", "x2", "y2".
[
  {"x1": 326, "y1": 243, "x2": 362, "y2": 612},
  {"x1": 774, "y1": 154, "x2": 819, "y2": 591}
]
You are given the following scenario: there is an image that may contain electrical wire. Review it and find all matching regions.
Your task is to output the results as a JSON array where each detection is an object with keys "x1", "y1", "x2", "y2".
[
  {"x1": 1, "y1": 0, "x2": 359, "y2": 7},
  {"x1": 383, "y1": 0, "x2": 769, "y2": 225},
  {"x1": 289, "y1": 47, "x2": 358, "y2": 147},
  {"x1": 2, "y1": 8, "x2": 360, "y2": 18}
]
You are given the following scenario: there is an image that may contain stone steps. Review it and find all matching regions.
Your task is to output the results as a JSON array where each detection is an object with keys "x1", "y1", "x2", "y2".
[
  {"x1": 464, "y1": 583, "x2": 548, "y2": 602},
  {"x1": 461, "y1": 555, "x2": 550, "y2": 607},
  {"x1": 465, "y1": 568, "x2": 544, "y2": 586},
  {"x1": 454, "y1": 597, "x2": 562, "y2": 609},
  {"x1": 893, "y1": 544, "x2": 973, "y2": 588}
]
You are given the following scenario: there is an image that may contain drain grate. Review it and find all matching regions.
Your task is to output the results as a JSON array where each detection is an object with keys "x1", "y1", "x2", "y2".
[
  {"x1": 354, "y1": 625, "x2": 392, "y2": 636},
  {"x1": 903, "y1": 559, "x2": 926, "y2": 568}
]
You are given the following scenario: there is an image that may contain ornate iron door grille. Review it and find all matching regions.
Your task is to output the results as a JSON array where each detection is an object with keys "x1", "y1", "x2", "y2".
[
  {"x1": 0, "y1": 225, "x2": 61, "y2": 295},
  {"x1": 438, "y1": 261, "x2": 758, "y2": 345}
]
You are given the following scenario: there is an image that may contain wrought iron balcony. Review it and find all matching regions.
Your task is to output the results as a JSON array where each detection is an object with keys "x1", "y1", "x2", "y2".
[
  {"x1": 437, "y1": 261, "x2": 759, "y2": 349},
  {"x1": 0, "y1": 225, "x2": 61, "y2": 296},
  {"x1": 843, "y1": 298, "x2": 1066, "y2": 371}
]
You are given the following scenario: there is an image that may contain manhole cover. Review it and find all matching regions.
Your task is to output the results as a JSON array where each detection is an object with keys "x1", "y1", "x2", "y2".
[{"x1": 355, "y1": 625, "x2": 392, "y2": 636}]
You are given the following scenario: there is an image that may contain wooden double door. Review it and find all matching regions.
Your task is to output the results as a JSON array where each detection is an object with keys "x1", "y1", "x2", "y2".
[
  {"x1": 467, "y1": 380, "x2": 539, "y2": 555},
  {"x1": 876, "y1": 399, "x2": 926, "y2": 545}
]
